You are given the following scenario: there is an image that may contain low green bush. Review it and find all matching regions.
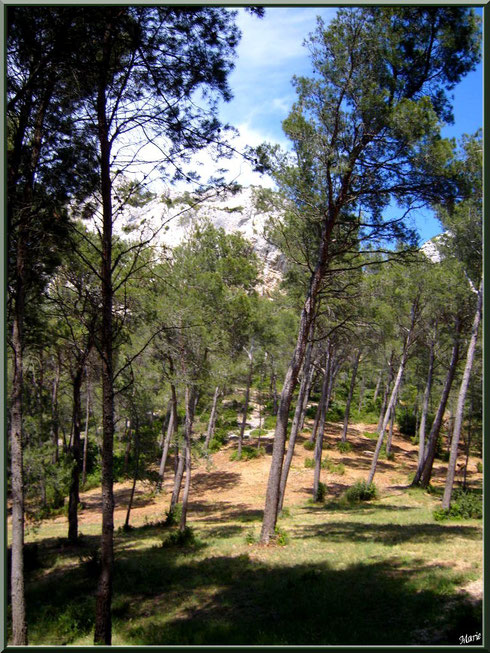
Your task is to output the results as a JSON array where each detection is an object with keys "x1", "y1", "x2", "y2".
[
  {"x1": 165, "y1": 503, "x2": 183, "y2": 526},
  {"x1": 337, "y1": 441, "x2": 352, "y2": 453},
  {"x1": 250, "y1": 428, "x2": 268, "y2": 436},
  {"x1": 273, "y1": 526, "x2": 289, "y2": 546},
  {"x1": 433, "y1": 489, "x2": 482, "y2": 521},
  {"x1": 315, "y1": 482, "x2": 327, "y2": 503},
  {"x1": 397, "y1": 409, "x2": 416, "y2": 437},
  {"x1": 343, "y1": 481, "x2": 378, "y2": 504},
  {"x1": 303, "y1": 440, "x2": 315, "y2": 451},
  {"x1": 476, "y1": 461, "x2": 483, "y2": 473},
  {"x1": 263, "y1": 415, "x2": 277, "y2": 430},
  {"x1": 363, "y1": 431, "x2": 378, "y2": 440},
  {"x1": 161, "y1": 526, "x2": 199, "y2": 548},
  {"x1": 304, "y1": 457, "x2": 315, "y2": 468},
  {"x1": 325, "y1": 402, "x2": 344, "y2": 422},
  {"x1": 230, "y1": 445, "x2": 265, "y2": 461},
  {"x1": 324, "y1": 459, "x2": 345, "y2": 475}
]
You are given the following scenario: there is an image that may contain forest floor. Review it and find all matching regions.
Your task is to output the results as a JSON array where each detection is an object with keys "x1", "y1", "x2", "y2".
[{"x1": 16, "y1": 410, "x2": 483, "y2": 646}]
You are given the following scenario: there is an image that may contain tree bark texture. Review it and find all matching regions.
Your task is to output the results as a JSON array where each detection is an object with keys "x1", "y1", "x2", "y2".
[
  {"x1": 204, "y1": 386, "x2": 220, "y2": 451},
  {"x1": 238, "y1": 352, "x2": 254, "y2": 459},
  {"x1": 179, "y1": 386, "x2": 197, "y2": 531},
  {"x1": 124, "y1": 418, "x2": 140, "y2": 528},
  {"x1": 313, "y1": 347, "x2": 332, "y2": 501},
  {"x1": 278, "y1": 333, "x2": 314, "y2": 511},
  {"x1": 68, "y1": 366, "x2": 83, "y2": 542},
  {"x1": 158, "y1": 384, "x2": 178, "y2": 489},
  {"x1": 416, "y1": 341, "x2": 435, "y2": 477},
  {"x1": 341, "y1": 349, "x2": 361, "y2": 442},
  {"x1": 442, "y1": 281, "x2": 482, "y2": 509},
  {"x1": 82, "y1": 368, "x2": 92, "y2": 487},
  {"x1": 416, "y1": 332, "x2": 461, "y2": 488},
  {"x1": 260, "y1": 228, "x2": 332, "y2": 543}
]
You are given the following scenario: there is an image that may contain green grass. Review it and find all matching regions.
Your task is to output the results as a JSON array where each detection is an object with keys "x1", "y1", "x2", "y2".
[{"x1": 17, "y1": 484, "x2": 482, "y2": 646}]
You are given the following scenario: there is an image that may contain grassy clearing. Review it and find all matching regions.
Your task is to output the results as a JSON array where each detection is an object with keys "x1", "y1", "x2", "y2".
[{"x1": 18, "y1": 485, "x2": 482, "y2": 646}]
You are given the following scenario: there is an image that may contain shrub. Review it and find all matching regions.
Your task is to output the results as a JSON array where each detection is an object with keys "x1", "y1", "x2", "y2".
[
  {"x1": 476, "y1": 461, "x2": 483, "y2": 473},
  {"x1": 263, "y1": 415, "x2": 277, "y2": 430},
  {"x1": 397, "y1": 409, "x2": 416, "y2": 437},
  {"x1": 344, "y1": 481, "x2": 378, "y2": 504},
  {"x1": 337, "y1": 441, "x2": 352, "y2": 453},
  {"x1": 325, "y1": 402, "x2": 344, "y2": 422},
  {"x1": 315, "y1": 482, "x2": 327, "y2": 503},
  {"x1": 250, "y1": 428, "x2": 268, "y2": 436},
  {"x1": 304, "y1": 457, "x2": 315, "y2": 468},
  {"x1": 433, "y1": 489, "x2": 482, "y2": 521},
  {"x1": 165, "y1": 503, "x2": 183, "y2": 526},
  {"x1": 303, "y1": 440, "x2": 315, "y2": 451},
  {"x1": 324, "y1": 460, "x2": 345, "y2": 475},
  {"x1": 273, "y1": 526, "x2": 289, "y2": 546},
  {"x1": 379, "y1": 443, "x2": 395, "y2": 461},
  {"x1": 245, "y1": 530, "x2": 256, "y2": 545},
  {"x1": 161, "y1": 526, "x2": 199, "y2": 548},
  {"x1": 230, "y1": 445, "x2": 265, "y2": 461}
]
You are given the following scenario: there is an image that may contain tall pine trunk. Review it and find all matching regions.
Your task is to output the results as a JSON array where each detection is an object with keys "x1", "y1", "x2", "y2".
[
  {"x1": 68, "y1": 366, "x2": 83, "y2": 542},
  {"x1": 94, "y1": 36, "x2": 115, "y2": 643},
  {"x1": 238, "y1": 350, "x2": 254, "y2": 459},
  {"x1": 313, "y1": 347, "x2": 332, "y2": 501},
  {"x1": 179, "y1": 386, "x2": 197, "y2": 531},
  {"x1": 278, "y1": 333, "x2": 314, "y2": 511},
  {"x1": 415, "y1": 341, "x2": 435, "y2": 478},
  {"x1": 341, "y1": 349, "x2": 361, "y2": 442},
  {"x1": 204, "y1": 386, "x2": 220, "y2": 451},
  {"x1": 158, "y1": 385, "x2": 177, "y2": 489},
  {"x1": 442, "y1": 280, "x2": 482, "y2": 509},
  {"x1": 51, "y1": 355, "x2": 61, "y2": 464},
  {"x1": 82, "y1": 367, "x2": 91, "y2": 487},
  {"x1": 416, "y1": 331, "x2": 461, "y2": 488},
  {"x1": 124, "y1": 417, "x2": 140, "y2": 529}
]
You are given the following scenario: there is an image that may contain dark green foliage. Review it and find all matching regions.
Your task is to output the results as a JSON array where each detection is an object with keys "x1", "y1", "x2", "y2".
[
  {"x1": 337, "y1": 441, "x2": 352, "y2": 454},
  {"x1": 230, "y1": 446, "x2": 265, "y2": 462},
  {"x1": 303, "y1": 440, "x2": 315, "y2": 451},
  {"x1": 315, "y1": 482, "x2": 327, "y2": 503},
  {"x1": 433, "y1": 489, "x2": 482, "y2": 521},
  {"x1": 476, "y1": 461, "x2": 482, "y2": 473},
  {"x1": 397, "y1": 409, "x2": 417, "y2": 437},
  {"x1": 304, "y1": 457, "x2": 315, "y2": 469},
  {"x1": 273, "y1": 526, "x2": 289, "y2": 546},
  {"x1": 161, "y1": 527, "x2": 200, "y2": 549},
  {"x1": 78, "y1": 546, "x2": 101, "y2": 579},
  {"x1": 344, "y1": 481, "x2": 378, "y2": 504},
  {"x1": 165, "y1": 503, "x2": 183, "y2": 527},
  {"x1": 325, "y1": 402, "x2": 344, "y2": 422},
  {"x1": 262, "y1": 415, "x2": 277, "y2": 430}
]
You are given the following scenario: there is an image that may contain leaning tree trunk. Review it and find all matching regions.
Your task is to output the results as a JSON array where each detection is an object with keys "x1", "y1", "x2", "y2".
[
  {"x1": 372, "y1": 370, "x2": 382, "y2": 404},
  {"x1": 94, "y1": 51, "x2": 115, "y2": 645},
  {"x1": 462, "y1": 395, "x2": 474, "y2": 491},
  {"x1": 278, "y1": 332, "x2": 314, "y2": 511},
  {"x1": 124, "y1": 417, "x2": 140, "y2": 529},
  {"x1": 341, "y1": 349, "x2": 361, "y2": 442},
  {"x1": 168, "y1": 443, "x2": 185, "y2": 519},
  {"x1": 260, "y1": 217, "x2": 333, "y2": 544},
  {"x1": 385, "y1": 398, "x2": 397, "y2": 457},
  {"x1": 416, "y1": 331, "x2": 461, "y2": 488},
  {"x1": 157, "y1": 384, "x2": 178, "y2": 490},
  {"x1": 442, "y1": 280, "x2": 482, "y2": 510},
  {"x1": 238, "y1": 349, "x2": 254, "y2": 459},
  {"x1": 415, "y1": 340, "x2": 435, "y2": 479},
  {"x1": 68, "y1": 365, "x2": 84, "y2": 542},
  {"x1": 377, "y1": 352, "x2": 394, "y2": 432},
  {"x1": 313, "y1": 346, "x2": 332, "y2": 501},
  {"x1": 204, "y1": 386, "x2": 220, "y2": 451},
  {"x1": 367, "y1": 295, "x2": 419, "y2": 487},
  {"x1": 179, "y1": 386, "x2": 197, "y2": 531},
  {"x1": 298, "y1": 360, "x2": 316, "y2": 432}
]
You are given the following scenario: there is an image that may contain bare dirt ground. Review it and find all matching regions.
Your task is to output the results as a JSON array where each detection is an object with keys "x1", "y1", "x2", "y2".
[{"x1": 43, "y1": 414, "x2": 482, "y2": 534}]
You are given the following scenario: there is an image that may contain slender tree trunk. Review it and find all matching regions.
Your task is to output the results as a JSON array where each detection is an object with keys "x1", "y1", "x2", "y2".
[
  {"x1": 415, "y1": 341, "x2": 435, "y2": 478},
  {"x1": 238, "y1": 351, "x2": 254, "y2": 459},
  {"x1": 341, "y1": 349, "x2": 361, "y2": 442},
  {"x1": 158, "y1": 385, "x2": 177, "y2": 489},
  {"x1": 68, "y1": 366, "x2": 83, "y2": 542},
  {"x1": 123, "y1": 419, "x2": 132, "y2": 476},
  {"x1": 308, "y1": 392, "x2": 322, "y2": 445},
  {"x1": 313, "y1": 347, "x2": 332, "y2": 501},
  {"x1": 357, "y1": 375, "x2": 365, "y2": 413},
  {"x1": 260, "y1": 217, "x2": 333, "y2": 544},
  {"x1": 124, "y1": 417, "x2": 140, "y2": 529},
  {"x1": 169, "y1": 444, "x2": 185, "y2": 517},
  {"x1": 415, "y1": 333, "x2": 461, "y2": 487},
  {"x1": 368, "y1": 294, "x2": 419, "y2": 487},
  {"x1": 298, "y1": 361, "x2": 316, "y2": 432},
  {"x1": 10, "y1": 267, "x2": 27, "y2": 645},
  {"x1": 82, "y1": 367, "x2": 92, "y2": 487},
  {"x1": 179, "y1": 386, "x2": 197, "y2": 531},
  {"x1": 278, "y1": 334, "x2": 314, "y2": 511},
  {"x1": 159, "y1": 401, "x2": 172, "y2": 448},
  {"x1": 442, "y1": 281, "x2": 482, "y2": 509},
  {"x1": 372, "y1": 370, "x2": 382, "y2": 404},
  {"x1": 51, "y1": 355, "x2": 61, "y2": 464},
  {"x1": 269, "y1": 356, "x2": 278, "y2": 416},
  {"x1": 204, "y1": 386, "x2": 220, "y2": 451},
  {"x1": 94, "y1": 40, "x2": 115, "y2": 644},
  {"x1": 386, "y1": 399, "x2": 396, "y2": 456}
]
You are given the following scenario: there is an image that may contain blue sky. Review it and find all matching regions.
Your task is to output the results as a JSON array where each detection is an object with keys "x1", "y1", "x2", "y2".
[{"x1": 214, "y1": 6, "x2": 483, "y2": 245}]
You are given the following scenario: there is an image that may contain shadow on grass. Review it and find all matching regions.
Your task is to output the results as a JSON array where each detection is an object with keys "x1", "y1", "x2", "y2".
[
  {"x1": 296, "y1": 520, "x2": 481, "y2": 546},
  {"x1": 23, "y1": 528, "x2": 482, "y2": 646}
]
